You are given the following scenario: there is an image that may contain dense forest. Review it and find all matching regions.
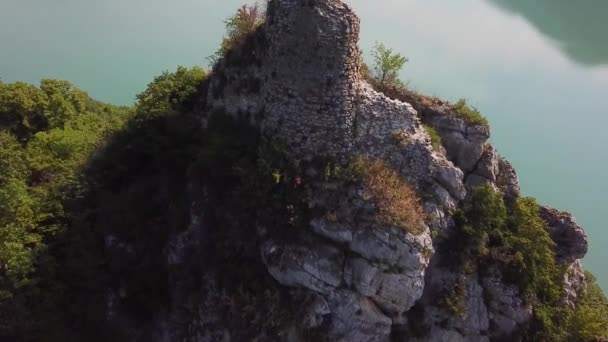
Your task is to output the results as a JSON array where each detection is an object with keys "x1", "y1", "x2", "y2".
[{"x1": 0, "y1": 66, "x2": 207, "y2": 340}]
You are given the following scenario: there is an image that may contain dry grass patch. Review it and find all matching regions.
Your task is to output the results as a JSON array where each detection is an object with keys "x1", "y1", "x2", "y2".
[
  {"x1": 352, "y1": 157, "x2": 425, "y2": 235},
  {"x1": 453, "y1": 99, "x2": 488, "y2": 127}
]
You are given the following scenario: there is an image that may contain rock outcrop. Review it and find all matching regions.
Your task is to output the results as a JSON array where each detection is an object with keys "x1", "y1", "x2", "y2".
[
  {"x1": 540, "y1": 205, "x2": 589, "y2": 263},
  {"x1": 103, "y1": 0, "x2": 594, "y2": 341},
  {"x1": 201, "y1": 0, "x2": 590, "y2": 340}
]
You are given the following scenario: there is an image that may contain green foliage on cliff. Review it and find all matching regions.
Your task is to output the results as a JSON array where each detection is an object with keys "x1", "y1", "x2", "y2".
[
  {"x1": 209, "y1": 3, "x2": 265, "y2": 66},
  {"x1": 437, "y1": 275, "x2": 468, "y2": 319},
  {"x1": 0, "y1": 66, "x2": 208, "y2": 340},
  {"x1": 451, "y1": 185, "x2": 608, "y2": 341},
  {"x1": 453, "y1": 98, "x2": 489, "y2": 127},
  {"x1": 371, "y1": 42, "x2": 408, "y2": 88},
  {"x1": 423, "y1": 124, "x2": 442, "y2": 151},
  {"x1": 568, "y1": 272, "x2": 608, "y2": 341},
  {"x1": 455, "y1": 185, "x2": 564, "y2": 338},
  {"x1": 487, "y1": 194, "x2": 561, "y2": 303}
]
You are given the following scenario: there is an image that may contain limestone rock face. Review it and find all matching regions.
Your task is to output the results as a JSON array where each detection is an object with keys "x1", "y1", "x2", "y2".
[
  {"x1": 260, "y1": 179, "x2": 433, "y2": 341},
  {"x1": 435, "y1": 119, "x2": 489, "y2": 173},
  {"x1": 354, "y1": 84, "x2": 466, "y2": 206},
  {"x1": 415, "y1": 269, "x2": 491, "y2": 342},
  {"x1": 540, "y1": 206, "x2": 589, "y2": 263},
  {"x1": 262, "y1": 237, "x2": 345, "y2": 293},
  {"x1": 563, "y1": 260, "x2": 587, "y2": 308},
  {"x1": 482, "y1": 270, "x2": 533, "y2": 337},
  {"x1": 465, "y1": 144, "x2": 499, "y2": 191},
  {"x1": 496, "y1": 157, "x2": 521, "y2": 198},
  {"x1": 325, "y1": 290, "x2": 393, "y2": 342},
  {"x1": 402, "y1": 98, "x2": 491, "y2": 173}
]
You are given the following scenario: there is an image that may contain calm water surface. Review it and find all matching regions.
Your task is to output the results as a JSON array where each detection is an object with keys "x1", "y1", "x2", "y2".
[{"x1": 1, "y1": 0, "x2": 607, "y2": 290}]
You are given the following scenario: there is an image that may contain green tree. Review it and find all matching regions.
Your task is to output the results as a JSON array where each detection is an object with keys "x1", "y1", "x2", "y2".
[
  {"x1": 0, "y1": 79, "x2": 132, "y2": 340},
  {"x1": 0, "y1": 80, "x2": 92, "y2": 141},
  {"x1": 507, "y1": 197, "x2": 561, "y2": 302},
  {"x1": 0, "y1": 82, "x2": 48, "y2": 141},
  {"x1": 136, "y1": 66, "x2": 206, "y2": 117},
  {"x1": 568, "y1": 272, "x2": 608, "y2": 341},
  {"x1": 27, "y1": 127, "x2": 102, "y2": 187},
  {"x1": 371, "y1": 42, "x2": 408, "y2": 87},
  {"x1": 0, "y1": 132, "x2": 39, "y2": 298},
  {"x1": 39, "y1": 79, "x2": 88, "y2": 129}
]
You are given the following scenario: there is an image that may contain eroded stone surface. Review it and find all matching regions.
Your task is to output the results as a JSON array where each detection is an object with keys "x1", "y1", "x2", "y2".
[
  {"x1": 483, "y1": 270, "x2": 533, "y2": 337},
  {"x1": 325, "y1": 290, "x2": 393, "y2": 342},
  {"x1": 563, "y1": 259, "x2": 587, "y2": 308},
  {"x1": 540, "y1": 206, "x2": 589, "y2": 263},
  {"x1": 496, "y1": 157, "x2": 521, "y2": 198},
  {"x1": 261, "y1": 238, "x2": 345, "y2": 294},
  {"x1": 346, "y1": 257, "x2": 425, "y2": 315}
]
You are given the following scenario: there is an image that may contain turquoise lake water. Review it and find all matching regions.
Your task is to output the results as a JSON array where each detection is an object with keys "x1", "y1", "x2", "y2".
[{"x1": 1, "y1": 0, "x2": 607, "y2": 290}]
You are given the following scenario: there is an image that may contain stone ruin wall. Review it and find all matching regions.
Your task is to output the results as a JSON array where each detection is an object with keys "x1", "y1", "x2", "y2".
[{"x1": 261, "y1": 0, "x2": 362, "y2": 159}]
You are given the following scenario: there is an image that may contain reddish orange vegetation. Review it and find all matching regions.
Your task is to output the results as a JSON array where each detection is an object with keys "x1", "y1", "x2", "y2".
[{"x1": 356, "y1": 158, "x2": 425, "y2": 235}]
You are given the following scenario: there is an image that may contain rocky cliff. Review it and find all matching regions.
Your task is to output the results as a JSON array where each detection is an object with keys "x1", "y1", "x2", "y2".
[{"x1": 103, "y1": 1, "x2": 593, "y2": 341}]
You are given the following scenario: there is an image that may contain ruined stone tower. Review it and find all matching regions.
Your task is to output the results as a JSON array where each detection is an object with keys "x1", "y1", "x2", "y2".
[{"x1": 262, "y1": 0, "x2": 362, "y2": 159}]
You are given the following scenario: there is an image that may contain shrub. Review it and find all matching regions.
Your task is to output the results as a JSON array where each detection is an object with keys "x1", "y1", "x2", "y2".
[
  {"x1": 451, "y1": 185, "x2": 607, "y2": 340},
  {"x1": 505, "y1": 197, "x2": 562, "y2": 302},
  {"x1": 371, "y1": 42, "x2": 408, "y2": 88},
  {"x1": 567, "y1": 272, "x2": 608, "y2": 341},
  {"x1": 438, "y1": 276, "x2": 467, "y2": 319},
  {"x1": 423, "y1": 125, "x2": 442, "y2": 151},
  {"x1": 136, "y1": 66, "x2": 206, "y2": 117},
  {"x1": 353, "y1": 157, "x2": 424, "y2": 235},
  {"x1": 209, "y1": 3, "x2": 266, "y2": 66},
  {"x1": 453, "y1": 99, "x2": 488, "y2": 127},
  {"x1": 456, "y1": 185, "x2": 561, "y2": 298}
]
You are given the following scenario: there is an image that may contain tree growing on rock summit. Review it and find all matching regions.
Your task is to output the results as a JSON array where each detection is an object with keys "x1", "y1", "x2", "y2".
[
  {"x1": 208, "y1": 3, "x2": 266, "y2": 66},
  {"x1": 371, "y1": 41, "x2": 408, "y2": 88}
]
